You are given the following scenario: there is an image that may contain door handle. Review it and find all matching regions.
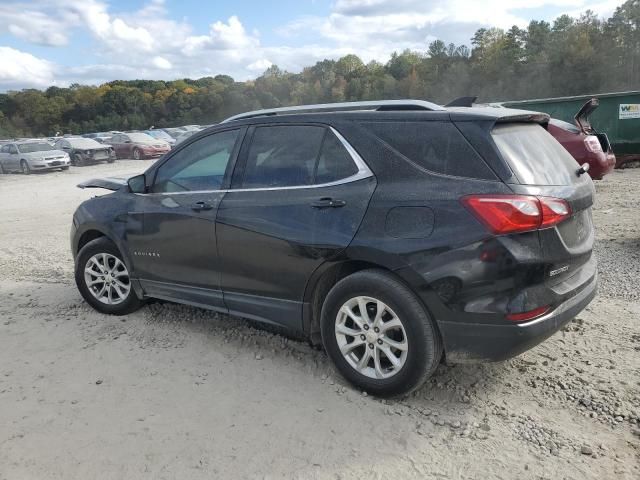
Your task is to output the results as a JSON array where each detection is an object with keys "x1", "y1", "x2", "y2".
[
  {"x1": 310, "y1": 197, "x2": 346, "y2": 209},
  {"x1": 191, "y1": 201, "x2": 213, "y2": 211}
]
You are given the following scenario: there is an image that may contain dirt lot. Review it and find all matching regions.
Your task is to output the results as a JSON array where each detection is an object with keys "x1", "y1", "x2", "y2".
[{"x1": 0, "y1": 161, "x2": 639, "y2": 479}]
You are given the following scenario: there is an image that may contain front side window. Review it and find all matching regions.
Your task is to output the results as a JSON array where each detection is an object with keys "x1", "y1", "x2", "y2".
[
  {"x1": 241, "y1": 126, "x2": 359, "y2": 188},
  {"x1": 152, "y1": 129, "x2": 239, "y2": 193}
]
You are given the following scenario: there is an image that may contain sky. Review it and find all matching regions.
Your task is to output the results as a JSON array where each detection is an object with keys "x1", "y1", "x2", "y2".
[{"x1": 0, "y1": 0, "x2": 624, "y2": 91}]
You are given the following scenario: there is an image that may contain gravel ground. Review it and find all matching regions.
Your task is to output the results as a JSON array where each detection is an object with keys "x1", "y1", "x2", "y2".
[{"x1": 0, "y1": 162, "x2": 639, "y2": 479}]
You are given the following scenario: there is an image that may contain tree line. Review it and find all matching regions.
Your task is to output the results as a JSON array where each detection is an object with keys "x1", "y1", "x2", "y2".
[{"x1": 0, "y1": 0, "x2": 638, "y2": 138}]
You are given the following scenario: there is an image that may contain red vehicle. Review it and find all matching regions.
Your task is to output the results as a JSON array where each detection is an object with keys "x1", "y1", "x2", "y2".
[
  {"x1": 108, "y1": 132, "x2": 171, "y2": 160},
  {"x1": 547, "y1": 98, "x2": 616, "y2": 180}
]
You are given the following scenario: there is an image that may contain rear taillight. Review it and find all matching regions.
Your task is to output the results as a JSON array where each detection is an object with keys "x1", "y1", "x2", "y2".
[
  {"x1": 462, "y1": 195, "x2": 571, "y2": 235},
  {"x1": 584, "y1": 135, "x2": 602, "y2": 153}
]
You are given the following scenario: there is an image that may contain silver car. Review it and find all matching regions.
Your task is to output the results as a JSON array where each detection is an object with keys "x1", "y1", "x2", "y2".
[{"x1": 0, "y1": 141, "x2": 70, "y2": 174}]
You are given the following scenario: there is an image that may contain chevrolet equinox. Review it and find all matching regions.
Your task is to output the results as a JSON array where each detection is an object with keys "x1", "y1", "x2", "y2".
[{"x1": 71, "y1": 100, "x2": 597, "y2": 396}]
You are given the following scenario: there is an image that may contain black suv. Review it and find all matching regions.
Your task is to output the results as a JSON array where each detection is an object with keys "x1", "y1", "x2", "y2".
[{"x1": 72, "y1": 100, "x2": 597, "y2": 396}]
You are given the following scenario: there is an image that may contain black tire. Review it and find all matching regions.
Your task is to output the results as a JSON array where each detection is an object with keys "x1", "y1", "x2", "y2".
[
  {"x1": 132, "y1": 148, "x2": 141, "y2": 160},
  {"x1": 61, "y1": 166, "x2": 69, "y2": 171},
  {"x1": 75, "y1": 237, "x2": 144, "y2": 315},
  {"x1": 0, "y1": 162, "x2": 5, "y2": 174},
  {"x1": 321, "y1": 269, "x2": 442, "y2": 397},
  {"x1": 107, "y1": 157, "x2": 116, "y2": 164},
  {"x1": 74, "y1": 154, "x2": 84, "y2": 166},
  {"x1": 20, "y1": 160, "x2": 31, "y2": 175}
]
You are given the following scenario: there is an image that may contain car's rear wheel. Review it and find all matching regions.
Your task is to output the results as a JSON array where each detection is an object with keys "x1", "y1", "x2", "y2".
[
  {"x1": 20, "y1": 160, "x2": 31, "y2": 175},
  {"x1": 75, "y1": 237, "x2": 144, "y2": 315},
  {"x1": 132, "y1": 148, "x2": 141, "y2": 160},
  {"x1": 321, "y1": 269, "x2": 442, "y2": 397}
]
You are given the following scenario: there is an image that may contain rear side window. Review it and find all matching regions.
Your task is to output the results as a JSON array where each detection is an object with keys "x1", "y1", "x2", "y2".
[
  {"x1": 363, "y1": 121, "x2": 496, "y2": 179},
  {"x1": 241, "y1": 126, "x2": 359, "y2": 188},
  {"x1": 492, "y1": 124, "x2": 579, "y2": 185}
]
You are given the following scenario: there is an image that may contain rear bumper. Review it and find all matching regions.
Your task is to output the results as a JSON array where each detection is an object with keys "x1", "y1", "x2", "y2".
[{"x1": 439, "y1": 270, "x2": 597, "y2": 363}]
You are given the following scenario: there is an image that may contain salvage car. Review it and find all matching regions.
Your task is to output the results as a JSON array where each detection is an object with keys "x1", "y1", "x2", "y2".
[
  {"x1": 0, "y1": 140, "x2": 70, "y2": 174},
  {"x1": 54, "y1": 137, "x2": 116, "y2": 166},
  {"x1": 547, "y1": 98, "x2": 616, "y2": 180},
  {"x1": 108, "y1": 132, "x2": 170, "y2": 160},
  {"x1": 71, "y1": 100, "x2": 597, "y2": 396}
]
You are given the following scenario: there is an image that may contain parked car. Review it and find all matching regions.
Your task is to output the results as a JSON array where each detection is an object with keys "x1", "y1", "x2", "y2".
[
  {"x1": 0, "y1": 140, "x2": 70, "y2": 174},
  {"x1": 54, "y1": 137, "x2": 116, "y2": 166},
  {"x1": 547, "y1": 98, "x2": 616, "y2": 180},
  {"x1": 145, "y1": 129, "x2": 176, "y2": 146},
  {"x1": 108, "y1": 132, "x2": 170, "y2": 159},
  {"x1": 71, "y1": 100, "x2": 597, "y2": 396},
  {"x1": 83, "y1": 132, "x2": 115, "y2": 144},
  {"x1": 173, "y1": 130, "x2": 196, "y2": 146},
  {"x1": 160, "y1": 127, "x2": 184, "y2": 139}
]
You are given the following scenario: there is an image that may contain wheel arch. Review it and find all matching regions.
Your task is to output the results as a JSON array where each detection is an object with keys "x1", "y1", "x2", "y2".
[{"x1": 303, "y1": 259, "x2": 445, "y2": 359}]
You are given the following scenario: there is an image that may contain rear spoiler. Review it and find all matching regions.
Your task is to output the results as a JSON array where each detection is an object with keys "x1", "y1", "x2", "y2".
[
  {"x1": 495, "y1": 112, "x2": 550, "y2": 125},
  {"x1": 77, "y1": 177, "x2": 128, "y2": 191}
]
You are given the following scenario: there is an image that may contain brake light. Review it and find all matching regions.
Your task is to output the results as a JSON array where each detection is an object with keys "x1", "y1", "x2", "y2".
[
  {"x1": 506, "y1": 305, "x2": 550, "y2": 322},
  {"x1": 584, "y1": 135, "x2": 602, "y2": 153},
  {"x1": 462, "y1": 195, "x2": 571, "y2": 234}
]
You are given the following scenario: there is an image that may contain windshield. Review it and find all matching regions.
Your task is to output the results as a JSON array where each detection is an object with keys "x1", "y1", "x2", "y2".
[
  {"x1": 147, "y1": 130, "x2": 172, "y2": 140},
  {"x1": 17, "y1": 142, "x2": 55, "y2": 153},
  {"x1": 128, "y1": 133, "x2": 156, "y2": 143},
  {"x1": 68, "y1": 138, "x2": 103, "y2": 148},
  {"x1": 492, "y1": 124, "x2": 579, "y2": 186}
]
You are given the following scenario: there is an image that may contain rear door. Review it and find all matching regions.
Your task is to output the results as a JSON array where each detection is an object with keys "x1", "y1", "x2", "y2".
[
  {"x1": 216, "y1": 124, "x2": 376, "y2": 330},
  {"x1": 129, "y1": 128, "x2": 243, "y2": 309},
  {"x1": 491, "y1": 123, "x2": 595, "y2": 285}
]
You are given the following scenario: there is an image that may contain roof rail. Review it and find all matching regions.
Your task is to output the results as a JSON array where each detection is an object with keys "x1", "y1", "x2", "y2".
[{"x1": 221, "y1": 99, "x2": 446, "y2": 123}]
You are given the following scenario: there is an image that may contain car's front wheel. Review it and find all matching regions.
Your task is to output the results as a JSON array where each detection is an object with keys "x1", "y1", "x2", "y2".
[
  {"x1": 20, "y1": 160, "x2": 31, "y2": 175},
  {"x1": 132, "y1": 148, "x2": 141, "y2": 160},
  {"x1": 321, "y1": 269, "x2": 442, "y2": 397},
  {"x1": 75, "y1": 237, "x2": 144, "y2": 315}
]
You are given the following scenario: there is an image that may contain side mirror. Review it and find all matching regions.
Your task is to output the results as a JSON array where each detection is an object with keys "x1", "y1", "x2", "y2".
[{"x1": 128, "y1": 174, "x2": 147, "y2": 194}]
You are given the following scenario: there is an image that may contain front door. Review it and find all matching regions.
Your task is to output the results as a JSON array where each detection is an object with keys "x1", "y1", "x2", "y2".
[
  {"x1": 130, "y1": 128, "x2": 242, "y2": 310},
  {"x1": 216, "y1": 124, "x2": 376, "y2": 329}
]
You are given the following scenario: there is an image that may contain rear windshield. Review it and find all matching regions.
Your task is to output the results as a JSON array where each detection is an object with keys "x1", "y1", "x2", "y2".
[{"x1": 491, "y1": 124, "x2": 578, "y2": 185}]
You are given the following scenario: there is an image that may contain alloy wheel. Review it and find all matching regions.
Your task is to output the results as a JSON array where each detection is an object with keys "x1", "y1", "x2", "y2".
[
  {"x1": 84, "y1": 253, "x2": 131, "y2": 305},
  {"x1": 335, "y1": 296, "x2": 408, "y2": 379}
]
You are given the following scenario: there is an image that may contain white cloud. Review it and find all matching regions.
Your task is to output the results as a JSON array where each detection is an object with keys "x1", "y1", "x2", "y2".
[
  {"x1": 153, "y1": 56, "x2": 172, "y2": 70},
  {"x1": 247, "y1": 59, "x2": 273, "y2": 72},
  {"x1": 0, "y1": 47, "x2": 56, "y2": 89}
]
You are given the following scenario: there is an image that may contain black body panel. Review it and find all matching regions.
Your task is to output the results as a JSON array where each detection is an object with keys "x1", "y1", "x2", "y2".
[
  {"x1": 216, "y1": 177, "x2": 376, "y2": 331},
  {"x1": 71, "y1": 104, "x2": 596, "y2": 364}
]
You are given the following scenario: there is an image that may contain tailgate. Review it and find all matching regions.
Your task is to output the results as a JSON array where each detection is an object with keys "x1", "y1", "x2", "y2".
[{"x1": 491, "y1": 123, "x2": 596, "y2": 285}]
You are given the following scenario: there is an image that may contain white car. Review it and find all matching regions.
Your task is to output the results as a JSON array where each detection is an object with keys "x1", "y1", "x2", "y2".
[{"x1": 0, "y1": 141, "x2": 70, "y2": 174}]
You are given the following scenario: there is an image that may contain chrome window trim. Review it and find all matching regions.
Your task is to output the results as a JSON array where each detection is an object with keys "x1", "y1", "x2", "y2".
[{"x1": 141, "y1": 126, "x2": 373, "y2": 196}]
